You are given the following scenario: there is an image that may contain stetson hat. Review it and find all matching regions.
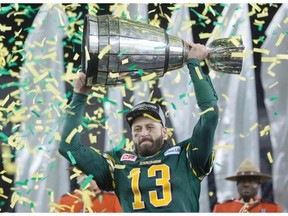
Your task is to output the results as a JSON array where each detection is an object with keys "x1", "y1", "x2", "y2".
[{"x1": 225, "y1": 159, "x2": 272, "y2": 181}]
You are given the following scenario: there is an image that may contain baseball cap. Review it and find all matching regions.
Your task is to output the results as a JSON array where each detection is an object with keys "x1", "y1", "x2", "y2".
[{"x1": 126, "y1": 102, "x2": 166, "y2": 127}]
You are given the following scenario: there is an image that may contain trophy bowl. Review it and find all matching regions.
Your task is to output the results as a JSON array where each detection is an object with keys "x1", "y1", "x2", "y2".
[{"x1": 205, "y1": 37, "x2": 245, "y2": 74}]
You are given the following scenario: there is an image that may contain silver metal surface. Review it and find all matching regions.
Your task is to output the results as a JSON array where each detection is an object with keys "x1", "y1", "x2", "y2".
[
  {"x1": 205, "y1": 37, "x2": 245, "y2": 74},
  {"x1": 82, "y1": 15, "x2": 245, "y2": 86}
]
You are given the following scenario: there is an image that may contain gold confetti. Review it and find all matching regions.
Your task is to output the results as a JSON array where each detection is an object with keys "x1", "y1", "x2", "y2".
[
  {"x1": 239, "y1": 134, "x2": 246, "y2": 138},
  {"x1": 199, "y1": 33, "x2": 211, "y2": 39},
  {"x1": 180, "y1": 21, "x2": 196, "y2": 31},
  {"x1": 123, "y1": 101, "x2": 133, "y2": 109},
  {"x1": 276, "y1": 54, "x2": 288, "y2": 60},
  {"x1": 0, "y1": 24, "x2": 12, "y2": 32},
  {"x1": 73, "y1": 53, "x2": 79, "y2": 60},
  {"x1": 54, "y1": 132, "x2": 61, "y2": 141},
  {"x1": 65, "y1": 125, "x2": 83, "y2": 144},
  {"x1": 6, "y1": 101, "x2": 16, "y2": 113},
  {"x1": 57, "y1": 8, "x2": 65, "y2": 26},
  {"x1": 268, "y1": 81, "x2": 279, "y2": 89},
  {"x1": 257, "y1": 10, "x2": 268, "y2": 18},
  {"x1": 98, "y1": 44, "x2": 112, "y2": 59},
  {"x1": 26, "y1": 62, "x2": 39, "y2": 77},
  {"x1": 41, "y1": 51, "x2": 57, "y2": 60},
  {"x1": 249, "y1": 123, "x2": 259, "y2": 131},
  {"x1": 267, "y1": 152, "x2": 273, "y2": 163},
  {"x1": 268, "y1": 70, "x2": 276, "y2": 77},
  {"x1": 275, "y1": 33, "x2": 285, "y2": 46},
  {"x1": 120, "y1": 86, "x2": 126, "y2": 97},
  {"x1": 253, "y1": 48, "x2": 270, "y2": 55},
  {"x1": 230, "y1": 37, "x2": 241, "y2": 47},
  {"x1": 199, "y1": 107, "x2": 214, "y2": 116},
  {"x1": 231, "y1": 52, "x2": 249, "y2": 58},
  {"x1": 174, "y1": 71, "x2": 181, "y2": 83},
  {"x1": 163, "y1": 93, "x2": 175, "y2": 99},
  {"x1": 46, "y1": 83, "x2": 61, "y2": 96},
  {"x1": 253, "y1": 19, "x2": 265, "y2": 26},
  {"x1": 121, "y1": 58, "x2": 129, "y2": 65},
  {"x1": 214, "y1": 144, "x2": 234, "y2": 150},
  {"x1": 194, "y1": 66, "x2": 203, "y2": 80},
  {"x1": 221, "y1": 93, "x2": 229, "y2": 102},
  {"x1": 260, "y1": 125, "x2": 271, "y2": 136},
  {"x1": 10, "y1": 89, "x2": 20, "y2": 97},
  {"x1": 33, "y1": 71, "x2": 49, "y2": 83},
  {"x1": 1, "y1": 95, "x2": 10, "y2": 107},
  {"x1": 236, "y1": 76, "x2": 246, "y2": 81},
  {"x1": 250, "y1": 3, "x2": 262, "y2": 12},
  {"x1": 108, "y1": 72, "x2": 119, "y2": 78},
  {"x1": 261, "y1": 57, "x2": 277, "y2": 62},
  {"x1": 1, "y1": 175, "x2": 13, "y2": 184},
  {"x1": 85, "y1": 45, "x2": 90, "y2": 61},
  {"x1": 92, "y1": 92, "x2": 104, "y2": 98},
  {"x1": 70, "y1": 168, "x2": 82, "y2": 180},
  {"x1": 127, "y1": 169, "x2": 140, "y2": 179},
  {"x1": 141, "y1": 72, "x2": 156, "y2": 82},
  {"x1": 89, "y1": 133, "x2": 97, "y2": 143}
]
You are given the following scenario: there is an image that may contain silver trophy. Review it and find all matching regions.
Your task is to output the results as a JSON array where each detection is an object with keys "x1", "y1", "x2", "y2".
[{"x1": 82, "y1": 15, "x2": 245, "y2": 86}]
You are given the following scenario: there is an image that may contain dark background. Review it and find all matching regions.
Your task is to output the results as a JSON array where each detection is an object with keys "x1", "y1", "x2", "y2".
[{"x1": 0, "y1": 3, "x2": 282, "y2": 212}]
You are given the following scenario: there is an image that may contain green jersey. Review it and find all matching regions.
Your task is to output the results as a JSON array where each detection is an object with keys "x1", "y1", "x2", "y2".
[{"x1": 59, "y1": 58, "x2": 218, "y2": 212}]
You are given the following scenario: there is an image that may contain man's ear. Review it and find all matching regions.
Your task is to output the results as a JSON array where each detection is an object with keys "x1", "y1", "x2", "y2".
[{"x1": 162, "y1": 127, "x2": 168, "y2": 140}]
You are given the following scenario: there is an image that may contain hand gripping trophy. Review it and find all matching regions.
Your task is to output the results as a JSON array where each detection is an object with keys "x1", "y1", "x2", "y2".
[{"x1": 81, "y1": 15, "x2": 245, "y2": 86}]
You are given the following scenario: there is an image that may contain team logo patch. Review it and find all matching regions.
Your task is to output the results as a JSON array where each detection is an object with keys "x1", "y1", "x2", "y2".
[
  {"x1": 120, "y1": 153, "x2": 137, "y2": 162},
  {"x1": 164, "y1": 146, "x2": 181, "y2": 156}
]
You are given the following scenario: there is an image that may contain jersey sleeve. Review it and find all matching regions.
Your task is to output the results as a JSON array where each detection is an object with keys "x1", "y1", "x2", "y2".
[
  {"x1": 58, "y1": 93, "x2": 114, "y2": 191},
  {"x1": 186, "y1": 58, "x2": 219, "y2": 177}
]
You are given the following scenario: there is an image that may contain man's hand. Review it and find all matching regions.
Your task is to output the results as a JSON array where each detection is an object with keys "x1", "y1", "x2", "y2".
[
  {"x1": 73, "y1": 71, "x2": 92, "y2": 95},
  {"x1": 186, "y1": 41, "x2": 209, "y2": 61}
]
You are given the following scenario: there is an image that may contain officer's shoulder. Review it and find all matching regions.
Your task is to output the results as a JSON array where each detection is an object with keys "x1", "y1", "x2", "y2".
[
  {"x1": 216, "y1": 198, "x2": 235, "y2": 205},
  {"x1": 260, "y1": 199, "x2": 280, "y2": 205}
]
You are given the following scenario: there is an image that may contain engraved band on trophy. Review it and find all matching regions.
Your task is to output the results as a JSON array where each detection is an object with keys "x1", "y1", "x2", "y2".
[{"x1": 82, "y1": 15, "x2": 245, "y2": 86}]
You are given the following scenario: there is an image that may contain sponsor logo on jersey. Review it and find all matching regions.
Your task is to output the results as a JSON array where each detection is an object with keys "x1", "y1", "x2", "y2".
[
  {"x1": 140, "y1": 160, "x2": 161, "y2": 166},
  {"x1": 120, "y1": 153, "x2": 137, "y2": 162},
  {"x1": 164, "y1": 146, "x2": 181, "y2": 156}
]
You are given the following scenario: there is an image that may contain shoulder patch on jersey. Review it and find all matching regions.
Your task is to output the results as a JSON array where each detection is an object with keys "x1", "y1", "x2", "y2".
[
  {"x1": 164, "y1": 146, "x2": 181, "y2": 156},
  {"x1": 120, "y1": 153, "x2": 137, "y2": 162}
]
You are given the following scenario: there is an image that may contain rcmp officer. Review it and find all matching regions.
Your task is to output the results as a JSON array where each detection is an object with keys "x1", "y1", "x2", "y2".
[{"x1": 213, "y1": 159, "x2": 282, "y2": 213}]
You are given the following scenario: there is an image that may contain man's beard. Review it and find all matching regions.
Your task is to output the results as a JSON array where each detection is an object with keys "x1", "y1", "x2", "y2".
[{"x1": 134, "y1": 135, "x2": 164, "y2": 157}]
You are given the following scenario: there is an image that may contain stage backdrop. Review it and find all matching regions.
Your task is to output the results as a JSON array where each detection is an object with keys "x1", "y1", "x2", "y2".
[{"x1": 0, "y1": 3, "x2": 287, "y2": 212}]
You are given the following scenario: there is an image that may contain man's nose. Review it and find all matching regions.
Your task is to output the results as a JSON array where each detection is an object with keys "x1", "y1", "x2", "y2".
[{"x1": 140, "y1": 128, "x2": 149, "y2": 136}]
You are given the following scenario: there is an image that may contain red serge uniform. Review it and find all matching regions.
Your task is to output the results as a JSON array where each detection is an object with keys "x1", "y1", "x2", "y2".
[
  {"x1": 213, "y1": 196, "x2": 282, "y2": 213},
  {"x1": 58, "y1": 191, "x2": 122, "y2": 212}
]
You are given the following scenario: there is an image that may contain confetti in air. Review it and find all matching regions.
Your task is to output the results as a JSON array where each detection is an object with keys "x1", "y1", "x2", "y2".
[{"x1": 0, "y1": 3, "x2": 286, "y2": 212}]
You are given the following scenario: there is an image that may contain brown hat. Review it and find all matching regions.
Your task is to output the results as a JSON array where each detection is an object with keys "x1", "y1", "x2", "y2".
[{"x1": 225, "y1": 159, "x2": 272, "y2": 181}]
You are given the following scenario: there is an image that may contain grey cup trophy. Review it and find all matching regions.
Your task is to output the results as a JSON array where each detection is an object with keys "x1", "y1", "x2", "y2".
[{"x1": 82, "y1": 15, "x2": 245, "y2": 86}]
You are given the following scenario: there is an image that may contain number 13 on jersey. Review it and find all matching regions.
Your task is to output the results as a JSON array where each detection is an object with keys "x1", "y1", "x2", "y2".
[{"x1": 130, "y1": 164, "x2": 172, "y2": 210}]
